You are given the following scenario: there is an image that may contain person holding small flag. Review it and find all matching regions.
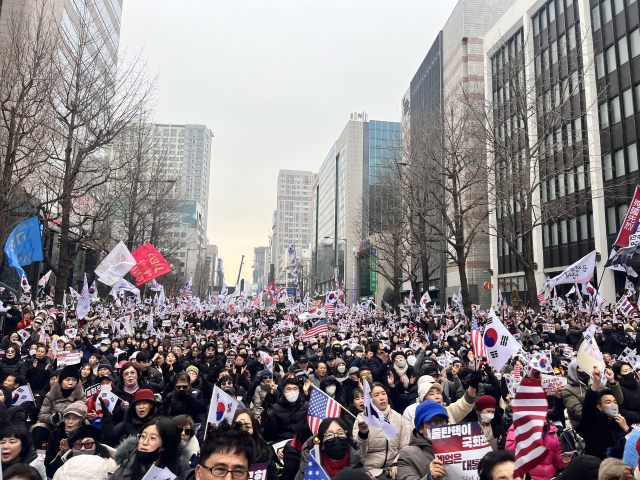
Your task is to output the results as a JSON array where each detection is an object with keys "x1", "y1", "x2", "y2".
[
  {"x1": 294, "y1": 417, "x2": 368, "y2": 480},
  {"x1": 262, "y1": 377, "x2": 310, "y2": 442}
]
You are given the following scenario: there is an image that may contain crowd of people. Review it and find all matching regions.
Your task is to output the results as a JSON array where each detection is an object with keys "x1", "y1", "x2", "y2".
[{"x1": 2, "y1": 295, "x2": 640, "y2": 480}]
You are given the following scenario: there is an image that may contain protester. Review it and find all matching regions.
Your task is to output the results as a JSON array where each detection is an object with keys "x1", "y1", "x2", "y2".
[{"x1": 1, "y1": 426, "x2": 47, "y2": 480}]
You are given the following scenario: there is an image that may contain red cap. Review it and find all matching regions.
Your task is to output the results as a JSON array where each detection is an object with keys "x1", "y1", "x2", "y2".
[
  {"x1": 132, "y1": 389, "x2": 155, "y2": 405},
  {"x1": 475, "y1": 395, "x2": 496, "y2": 411}
]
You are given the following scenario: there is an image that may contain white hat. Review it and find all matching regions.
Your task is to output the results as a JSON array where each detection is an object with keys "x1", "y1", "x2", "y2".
[{"x1": 418, "y1": 375, "x2": 443, "y2": 401}]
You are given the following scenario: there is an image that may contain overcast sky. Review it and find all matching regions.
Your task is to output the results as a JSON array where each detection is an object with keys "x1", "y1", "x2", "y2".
[{"x1": 119, "y1": 0, "x2": 456, "y2": 285}]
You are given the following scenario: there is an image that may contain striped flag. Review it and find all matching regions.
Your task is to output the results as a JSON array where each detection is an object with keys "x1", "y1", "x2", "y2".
[
  {"x1": 512, "y1": 378, "x2": 548, "y2": 477},
  {"x1": 513, "y1": 363, "x2": 521, "y2": 380},
  {"x1": 307, "y1": 387, "x2": 342, "y2": 434},
  {"x1": 303, "y1": 319, "x2": 328, "y2": 340},
  {"x1": 470, "y1": 312, "x2": 488, "y2": 359},
  {"x1": 325, "y1": 302, "x2": 336, "y2": 315},
  {"x1": 615, "y1": 295, "x2": 636, "y2": 317}
]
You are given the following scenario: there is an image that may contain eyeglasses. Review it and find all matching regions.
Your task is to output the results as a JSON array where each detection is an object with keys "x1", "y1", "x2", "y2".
[
  {"x1": 200, "y1": 465, "x2": 248, "y2": 479},
  {"x1": 137, "y1": 434, "x2": 161, "y2": 444},
  {"x1": 323, "y1": 430, "x2": 347, "y2": 441},
  {"x1": 123, "y1": 371, "x2": 137, "y2": 377},
  {"x1": 236, "y1": 421, "x2": 252, "y2": 431},
  {"x1": 73, "y1": 441, "x2": 95, "y2": 450},
  {"x1": 182, "y1": 428, "x2": 194, "y2": 436},
  {"x1": 176, "y1": 385, "x2": 189, "y2": 390}
]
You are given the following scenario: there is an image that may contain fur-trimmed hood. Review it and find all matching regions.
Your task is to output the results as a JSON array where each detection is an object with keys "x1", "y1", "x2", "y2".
[{"x1": 114, "y1": 435, "x2": 191, "y2": 475}]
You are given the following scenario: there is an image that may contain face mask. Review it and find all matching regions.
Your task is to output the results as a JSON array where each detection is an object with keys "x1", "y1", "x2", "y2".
[
  {"x1": 100, "y1": 346, "x2": 108, "y2": 352},
  {"x1": 298, "y1": 345, "x2": 305, "y2": 351},
  {"x1": 30, "y1": 350, "x2": 36, "y2": 356},
  {"x1": 424, "y1": 428, "x2": 432, "y2": 440},
  {"x1": 74, "y1": 449, "x2": 95, "y2": 456},
  {"x1": 101, "y1": 385, "x2": 112, "y2": 392},
  {"x1": 323, "y1": 437, "x2": 349, "y2": 460},
  {"x1": 74, "y1": 340, "x2": 82, "y2": 346},
  {"x1": 355, "y1": 352, "x2": 362, "y2": 358},
  {"x1": 326, "y1": 386, "x2": 337, "y2": 396},
  {"x1": 345, "y1": 351, "x2": 351, "y2": 357},
  {"x1": 623, "y1": 372, "x2": 636, "y2": 382},
  {"x1": 218, "y1": 348, "x2": 224, "y2": 353},
  {"x1": 604, "y1": 405, "x2": 619, "y2": 417},
  {"x1": 396, "y1": 361, "x2": 407, "y2": 368},
  {"x1": 480, "y1": 413, "x2": 494, "y2": 423},
  {"x1": 454, "y1": 337, "x2": 459, "y2": 342},
  {"x1": 284, "y1": 392, "x2": 298, "y2": 403},
  {"x1": 433, "y1": 349, "x2": 438, "y2": 353},
  {"x1": 136, "y1": 448, "x2": 161, "y2": 465},
  {"x1": 495, "y1": 373, "x2": 502, "y2": 381},
  {"x1": 577, "y1": 371, "x2": 590, "y2": 384},
  {"x1": 337, "y1": 366, "x2": 346, "y2": 374}
]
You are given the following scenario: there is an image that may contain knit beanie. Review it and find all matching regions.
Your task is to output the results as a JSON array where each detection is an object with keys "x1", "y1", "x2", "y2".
[
  {"x1": 63, "y1": 401, "x2": 87, "y2": 419},
  {"x1": 186, "y1": 365, "x2": 199, "y2": 375},
  {"x1": 68, "y1": 425, "x2": 102, "y2": 444},
  {"x1": 97, "y1": 359, "x2": 113, "y2": 373},
  {"x1": 282, "y1": 377, "x2": 301, "y2": 390},
  {"x1": 59, "y1": 365, "x2": 80, "y2": 384},
  {"x1": 475, "y1": 395, "x2": 497, "y2": 411},
  {"x1": 623, "y1": 430, "x2": 640, "y2": 467},
  {"x1": 597, "y1": 458, "x2": 626, "y2": 480}
]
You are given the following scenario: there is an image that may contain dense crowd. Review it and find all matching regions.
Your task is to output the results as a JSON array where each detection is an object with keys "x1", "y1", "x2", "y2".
[{"x1": 2, "y1": 297, "x2": 640, "y2": 480}]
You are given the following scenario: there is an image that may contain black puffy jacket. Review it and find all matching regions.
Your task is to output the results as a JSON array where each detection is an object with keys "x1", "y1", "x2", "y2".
[
  {"x1": 262, "y1": 391, "x2": 309, "y2": 442},
  {"x1": 0, "y1": 356, "x2": 28, "y2": 382},
  {"x1": 26, "y1": 355, "x2": 53, "y2": 392}
]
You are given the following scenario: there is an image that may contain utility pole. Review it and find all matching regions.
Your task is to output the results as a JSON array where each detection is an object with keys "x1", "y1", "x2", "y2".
[{"x1": 236, "y1": 255, "x2": 244, "y2": 287}]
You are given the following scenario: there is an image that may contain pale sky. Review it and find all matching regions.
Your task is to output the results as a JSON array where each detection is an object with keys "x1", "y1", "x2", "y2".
[{"x1": 119, "y1": 0, "x2": 456, "y2": 285}]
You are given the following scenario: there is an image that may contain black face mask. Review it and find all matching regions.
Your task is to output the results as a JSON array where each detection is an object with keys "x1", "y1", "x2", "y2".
[
  {"x1": 74, "y1": 340, "x2": 82, "y2": 347},
  {"x1": 323, "y1": 437, "x2": 349, "y2": 460},
  {"x1": 137, "y1": 448, "x2": 161, "y2": 465},
  {"x1": 577, "y1": 371, "x2": 590, "y2": 384},
  {"x1": 623, "y1": 372, "x2": 636, "y2": 383}
]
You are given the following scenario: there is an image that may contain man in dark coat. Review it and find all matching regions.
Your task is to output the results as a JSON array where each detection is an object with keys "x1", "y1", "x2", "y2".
[
  {"x1": 262, "y1": 377, "x2": 309, "y2": 442},
  {"x1": 368, "y1": 341, "x2": 389, "y2": 383}
]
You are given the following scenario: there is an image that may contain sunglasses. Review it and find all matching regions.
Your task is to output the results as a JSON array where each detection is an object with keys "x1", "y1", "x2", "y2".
[
  {"x1": 176, "y1": 385, "x2": 189, "y2": 390},
  {"x1": 182, "y1": 428, "x2": 194, "y2": 436},
  {"x1": 73, "y1": 441, "x2": 95, "y2": 450}
]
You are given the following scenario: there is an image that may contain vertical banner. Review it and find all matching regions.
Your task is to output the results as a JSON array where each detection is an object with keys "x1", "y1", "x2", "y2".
[{"x1": 370, "y1": 248, "x2": 377, "y2": 292}]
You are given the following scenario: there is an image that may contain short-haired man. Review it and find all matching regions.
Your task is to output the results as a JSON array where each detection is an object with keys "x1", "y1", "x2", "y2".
[
  {"x1": 368, "y1": 341, "x2": 389, "y2": 383},
  {"x1": 136, "y1": 351, "x2": 164, "y2": 393}
]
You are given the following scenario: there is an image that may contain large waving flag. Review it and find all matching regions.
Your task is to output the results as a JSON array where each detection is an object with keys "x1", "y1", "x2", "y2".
[
  {"x1": 95, "y1": 241, "x2": 136, "y2": 286},
  {"x1": 512, "y1": 378, "x2": 549, "y2": 477},
  {"x1": 303, "y1": 319, "x2": 328, "y2": 340},
  {"x1": 548, "y1": 251, "x2": 596, "y2": 289},
  {"x1": 4, "y1": 217, "x2": 43, "y2": 281},
  {"x1": 483, "y1": 308, "x2": 521, "y2": 370},
  {"x1": 420, "y1": 291, "x2": 431, "y2": 311}
]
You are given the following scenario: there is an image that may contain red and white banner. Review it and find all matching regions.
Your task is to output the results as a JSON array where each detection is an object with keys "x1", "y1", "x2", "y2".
[
  {"x1": 130, "y1": 243, "x2": 172, "y2": 287},
  {"x1": 615, "y1": 185, "x2": 640, "y2": 247}
]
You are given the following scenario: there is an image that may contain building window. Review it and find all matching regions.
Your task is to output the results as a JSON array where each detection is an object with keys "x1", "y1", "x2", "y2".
[
  {"x1": 619, "y1": 204, "x2": 629, "y2": 228},
  {"x1": 534, "y1": 14, "x2": 540, "y2": 36},
  {"x1": 549, "y1": 0, "x2": 556, "y2": 22},
  {"x1": 596, "y1": 53, "x2": 605, "y2": 79},
  {"x1": 541, "y1": 180, "x2": 548, "y2": 202},
  {"x1": 543, "y1": 224, "x2": 550, "y2": 247},
  {"x1": 560, "y1": 219, "x2": 568, "y2": 244},
  {"x1": 551, "y1": 223, "x2": 559, "y2": 245},
  {"x1": 579, "y1": 214, "x2": 589, "y2": 239},
  {"x1": 604, "y1": 153, "x2": 613, "y2": 180},
  {"x1": 577, "y1": 165, "x2": 587, "y2": 190},
  {"x1": 600, "y1": 102, "x2": 610, "y2": 128},
  {"x1": 619, "y1": 37, "x2": 630, "y2": 65},
  {"x1": 602, "y1": 0, "x2": 613, "y2": 24},
  {"x1": 567, "y1": 172, "x2": 575, "y2": 193},
  {"x1": 628, "y1": 143, "x2": 639, "y2": 172},
  {"x1": 614, "y1": 0, "x2": 624, "y2": 15},
  {"x1": 607, "y1": 206, "x2": 617, "y2": 234},
  {"x1": 615, "y1": 149, "x2": 626, "y2": 177},
  {"x1": 606, "y1": 45, "x2": 617, "y2": 73},
  {"x1": 611, "y1": 96, "x2": 622, "y2": 124},
  {"x1": 541, "y1": 6, "x2": 548, "y2": 30},
  {"x1": 570, "y1": 218, "x2": 578, "y2": 242},
  {"x1": 631, "y1": 30, "x2": 640, "y2": 58},
  {"x1": 623, "y1": 89, "x2": 634, "y2": 118},
  {"x1": 592, "y1": 5, "x2": 601, "y2": 31}
]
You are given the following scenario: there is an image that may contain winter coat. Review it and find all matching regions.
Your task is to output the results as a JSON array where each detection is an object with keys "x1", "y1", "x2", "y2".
[
  {"x1": 506, "y1": 424, "x2": 564, "y2": 480},
  {"x1": 35, "y1": 381, "x2": 86, "y2": 431},
  {"x1": 262, "y1": 391, "x2": 309, "y2": 441},
  {"x1": 462, "y1": 407, "x2": 506, "y2": 451},
  {"x1": 0, "y1": 356, "x2": 28, "y2": 382},
  {"x1": 402, "y1": 389, "x2": 476, "y2": 432},
  {"x1": 162, "y1": 388, "x2": 206, "y2": 423},
  {"x1": 45, "y1": 421, "x2": 90, "y2": 477},
  {"x1": 58, "y1": 445, "x2": 118, "y2": 475},
  {"x1": 7, "y1": 446, "x2": 48, "y2": 480},
  {"x1": 112, "y1": 436, "x2": 191, "y2": 480},
  {"x1": 52, "y1": 454, "x2": 108, "y2": 480},
  {"x1": 252, "y1": 383, "x2": 272, "y2": 416},
  {"x1": 582, "y1": 386, "x2": 630, "y2": 459},
  {"x1": 619, "y1": 378, "x2": 640, "y2": 415},
  {"x1": 293, "y1": 437, "x2": 368, "y2": 480},
  {"x1": 26, "y1": 355, "x2": 53, "y2": 392},
  {"x1": 280, "y1": 442, "x2": 302, "y2": 480},
  {"x1": 100, "y1": 398, "x2": 161, "y2": 447},
  {"x1": 368, "y1": 355, "x2": 389, "y2": 383},
  {"x1": 352, "y1": 405, "x2": 410, "y2": 477},
  {"x1": 140, "y1": 366, "x2": 165, "y2": 393},
  {"x1": 562, "y1": 361, "x2": 624, "y2": 429},
  {"x1": 256, "y1": 437, "x2": 279, "y2": 480},
  {"x1": 397, "y1": 430, "x2": 436, "y2": 480}
]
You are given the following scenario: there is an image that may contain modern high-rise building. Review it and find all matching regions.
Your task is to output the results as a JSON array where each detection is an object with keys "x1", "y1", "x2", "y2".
[
  {"x1": 483, "y1": 0, "x2": 640, "y2": 305},
  {"x1": 272, "y1": 169, "x2": 315, "y2": 284},
  {"x1": 205, "y1": 244, "x2": 218, "y2": 290},
  {"x1": 311, "y1": 113, "x2": 401, "y2": 304},
  {"x1": 252, "y1": 246, "x2": 269, "y2": 290},
  {"x1": 402, "y1": 0, "x2": 516, "y2": 308}
]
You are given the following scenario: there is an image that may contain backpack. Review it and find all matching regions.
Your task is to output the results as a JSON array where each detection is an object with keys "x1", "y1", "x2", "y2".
[{"x1": 559, "y1": 428, "x2": 585, "y2": 456}]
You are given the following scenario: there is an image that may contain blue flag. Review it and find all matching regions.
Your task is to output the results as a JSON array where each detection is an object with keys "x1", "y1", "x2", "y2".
[
  {"x1": 304, "y1": 450, "x2": 330, "y2": 480},
  {"x1": 4, "y1": 217, "x2": 43, "y2": 280}
]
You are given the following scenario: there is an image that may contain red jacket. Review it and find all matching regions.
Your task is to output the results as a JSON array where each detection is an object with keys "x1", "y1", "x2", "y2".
[{"x1": 506, "y1": 423, "x2": 565, "y2": 480}]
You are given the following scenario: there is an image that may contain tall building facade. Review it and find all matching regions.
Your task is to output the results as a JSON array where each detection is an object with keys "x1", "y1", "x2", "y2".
[
  {"x1": 483, "y1": 0, "x2": 640, "y2": 305},
  {"x1": 272, "y1": 170, "x2": 315, "y2": 284},
  {"x1": 252, "y1": 246, "x2": 269, "y2": 290},
  {"x1": 311, "y1": 114, "x2": 401, "y2": 304},
  {"x1": 402, "y1": 0, "x2": 516, "y2": 308}
]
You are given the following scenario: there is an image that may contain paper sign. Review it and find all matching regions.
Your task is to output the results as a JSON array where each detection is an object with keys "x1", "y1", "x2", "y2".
[
  {"x1": 56, "y1": 350, "x2": 82, "y2": 366},
  {"x1": 540, "y1": 374, "x2": 568, "y2": 396},
  {"x1": 577, "y1": 337, "x2": 605, "y2": 376},
  {"x1": 542, "y1": 324, "x2": 555, "y2": 333},
  {"x1": 85, "y1": 383, "x2": 101, "y2": 399},
  {"x1": 431, "y1": 422, "x2": 492, "y2": 480},
  {"x1": 272, "y1": 336, "x2": 292, "y2": 349},
  {"x1": 247, "y1": 463, "x2": 268, "y2": 480},
  {"x1": 141, "y1": 465, "x2": 176, "y2": 480},
  {"x1": 36, "y1": 449, "x2": 46, "y2": 464}
]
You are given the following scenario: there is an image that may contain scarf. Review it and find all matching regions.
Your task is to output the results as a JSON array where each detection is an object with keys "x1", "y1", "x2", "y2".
[
  {"x1": 123, "y1": 382, "x2": 139, "y2": 395},
  {"x1": 321, "y1": 451, "x2": 349, "y2": 477}
]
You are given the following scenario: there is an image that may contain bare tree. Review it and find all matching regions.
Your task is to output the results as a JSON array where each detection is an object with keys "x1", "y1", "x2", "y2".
[
  {"x1": 403, "y1": 96, "x2": 490, "y2": 317},
  {"x1": 356, "y1": 162, "x2": 416, "y2": 314},
  {"x1": 41, "y1": 2, "x2": 155, "y2": 303},
  {"x1": 465, "y1": 26, "x2": 604, "y2": 311},
  {"x1": 0, "y1": 3, "x2": 58, "y2": 265}
]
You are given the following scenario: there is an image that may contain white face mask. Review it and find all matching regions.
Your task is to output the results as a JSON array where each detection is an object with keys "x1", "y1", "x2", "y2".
[
  {"x1": 345, "y1": 351, "x2": 352, "y2": 357},
  {"x1": 218, "y1": 348, "x2": 224, "y2": 353},
  {"x1": 326, "y1": 386, "x2": 336, "y2": 396},
  {"x1": 337, "y1": 366, "x2": 346, "y2": 373},
  {"x1": 100, "y1": 346, "x2": 108, "y2": 352},
  {"x1": 480, "y1": 413, "x2": 494, "y2": 423},
  {"x1": 433, "y1": 348, "x2": 438, "y2": 353},
  {"x1": 101, "y1": 385, "x2": 112, "y2": 392},
  {"x1": 396, "y1": 361, "x2": 407, "y2": 368},
  {"x1": 298, "y1": 345, "x2": 305, "y2": 351},
  {"x1": 284, "y1": 391, "x2": 298, "y2": 403},
  {"x1": 30, "y1": 350, "x2": 36, "y2": 356}
]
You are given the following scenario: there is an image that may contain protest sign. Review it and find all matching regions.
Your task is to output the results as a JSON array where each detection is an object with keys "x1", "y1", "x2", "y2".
[
  {"x1": 226, "y1": 354, "x2": 236, "y2": 366},
  {"x1": 540, "y1": 374, "x2": 568, "y2": 396},
  {"x1": 56, "y1": 350, "x2": 82, "y2": 367},
  {"x1": 272, "y1": 336, "x2": 292, "y2": 349},
  {"x1": 577, "y1": 337, "x2": 605, "y2": 376},
  {"x1": 542, "y1": 323, "x2": 555, "y2": 333},
  {"x1": 85, "y1": 383, "x2": 101, "y2": 399},
  {"x1": 247, "y1": 463, "x2": 268, "y2": 480},
  {"x1": 431, "y1": 422, "x2": 492, "y2": 480}
]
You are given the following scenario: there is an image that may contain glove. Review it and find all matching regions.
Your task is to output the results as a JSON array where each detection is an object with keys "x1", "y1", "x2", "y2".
[
  {"x1": 99, "y1": 398, "x2": 111, "y2": 417},
  {"x1": 358, "y1": 419, "x2": 369, "y2": 433},
  {"x1": 52, "y1": 411, "x2": 62, "y2": 426},
  {"x1": 468, "y1": 371, "x2": 482, "y2": 390}
]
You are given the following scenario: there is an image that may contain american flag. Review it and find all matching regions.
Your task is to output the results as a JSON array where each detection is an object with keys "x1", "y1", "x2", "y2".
[
  {"x1": 512, "y1": 378, "x2": 549, "y2": 477},
  {"x1": 304, "y1": 448, "x2": 330, "y2": 480},
  {"x1": 303, "y1": 319, "x2": 328, "y2": 340},
  {"x1": 307, "y1": 387, "x2": 342, "y2": 434},
  {"x1": 470, "y1": 313, "x2": 488, "y2": 359},
  {"x1": 513, "y1": 363, "x2": 521, "y2": 380},
  {"x1": 615, "y1": 295, "x2": 636, "y2": 316},
  {"x1": 180, "y1": 279, "x2": 192, "y2": 299},
  {"x1": 325, "y1": 302, "x2": 336, "y2": 315}
]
